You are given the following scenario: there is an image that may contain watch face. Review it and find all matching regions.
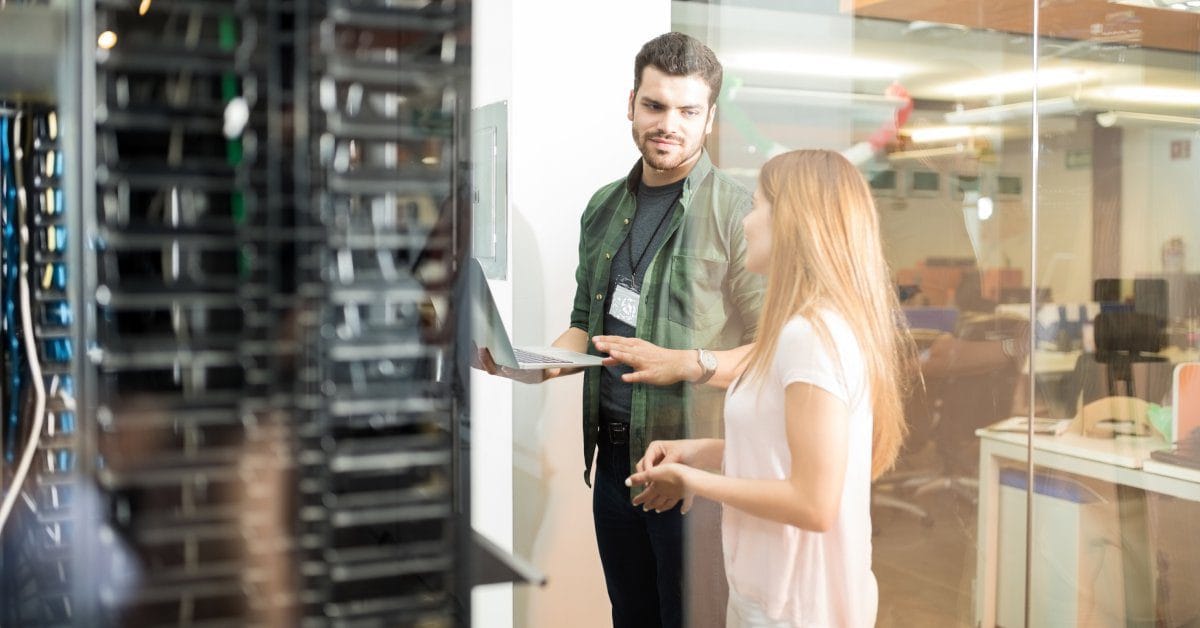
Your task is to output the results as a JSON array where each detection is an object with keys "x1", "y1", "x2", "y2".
[{"x1": 700, "y1": 350, "x2": 718, "y2": 370}]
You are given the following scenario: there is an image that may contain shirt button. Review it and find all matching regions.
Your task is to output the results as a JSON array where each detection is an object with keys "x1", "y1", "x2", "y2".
[
  {"x1": 596, "y1": 293, "x2": 603, "y2": 301},
  {"x1": 604, "y1": 252, "x2": 611, "y2": 259},
  {"x1": 623, "y1": 218, "x2": 630, "y2": 225}
]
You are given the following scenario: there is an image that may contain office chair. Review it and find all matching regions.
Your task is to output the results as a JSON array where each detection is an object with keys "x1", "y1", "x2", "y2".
[
  {"x1": 909, "y1": 314, "x2": 1028, "y2": 504},
  {"x1": 871, "y1": 328, "x2": 942, "y2": 527}
]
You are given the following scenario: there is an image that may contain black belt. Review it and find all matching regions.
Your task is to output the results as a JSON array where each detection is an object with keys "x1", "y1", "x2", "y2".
[{"x1": 599, "y1": 421, "x2": 629, "y2": 446}]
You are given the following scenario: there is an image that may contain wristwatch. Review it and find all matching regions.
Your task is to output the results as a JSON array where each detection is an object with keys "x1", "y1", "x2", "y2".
[{"x1": 695, "y1": 349, "x2": 718, "y2": 384}]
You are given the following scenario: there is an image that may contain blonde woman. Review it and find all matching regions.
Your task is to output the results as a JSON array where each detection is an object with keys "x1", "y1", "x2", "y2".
[{"x1": 623, "y1": 150, "x2": 915, "y2": 627}]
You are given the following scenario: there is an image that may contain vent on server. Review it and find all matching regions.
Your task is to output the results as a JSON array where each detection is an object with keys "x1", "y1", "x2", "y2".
[
  {"x1": 1, "y1": 1, "x2": 471, "y2": 625},
  {"x1": 295, "y1": 0, "x2": 467, "y2": 624}
]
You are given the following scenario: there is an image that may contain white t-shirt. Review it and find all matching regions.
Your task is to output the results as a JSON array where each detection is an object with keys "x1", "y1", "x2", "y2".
[{"x1": 722, "y1": 312, "x2": 876, "y2": 628}]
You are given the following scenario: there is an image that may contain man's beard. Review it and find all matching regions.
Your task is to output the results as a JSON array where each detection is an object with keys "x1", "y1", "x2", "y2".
[{"x1": 635, "y1": 130, "x2": 695, "y2": 172}]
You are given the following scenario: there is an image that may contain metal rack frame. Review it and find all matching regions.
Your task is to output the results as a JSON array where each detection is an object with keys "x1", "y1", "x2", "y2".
[{"x1": 2, "y1": 0, "x2": 477, "y2": 625}]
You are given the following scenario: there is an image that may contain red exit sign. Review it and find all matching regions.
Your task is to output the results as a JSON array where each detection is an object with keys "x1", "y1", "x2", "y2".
[{"x1": 1171, "y1": 139, "x2": 1191, "y2": 160}]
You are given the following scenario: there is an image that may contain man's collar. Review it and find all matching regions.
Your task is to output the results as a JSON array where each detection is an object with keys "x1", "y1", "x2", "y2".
[{"x1": 624, "y1": 150, "x2": 713, "y2": 203}]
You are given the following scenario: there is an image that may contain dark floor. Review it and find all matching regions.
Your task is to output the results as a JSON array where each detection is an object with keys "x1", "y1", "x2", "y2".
[{"x1": 873, "y1": 443, "x2": 981, "y2": 628}]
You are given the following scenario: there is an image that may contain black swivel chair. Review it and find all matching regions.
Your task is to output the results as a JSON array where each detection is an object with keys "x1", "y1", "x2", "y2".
[
  {"x1": 873, "y1": 314, "x2": 1027, "y2": 521},
  {"x1": 871, "y1": 329, "x2": 942, "y2": 527},
  {"x1": 914, "y1": 314, "x2": 1027, "y2": 502}
]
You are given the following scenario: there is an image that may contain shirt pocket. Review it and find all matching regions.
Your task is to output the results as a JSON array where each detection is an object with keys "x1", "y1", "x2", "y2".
[{"x1": 667, "y1": 255, "x2": 728, "y2": 330}]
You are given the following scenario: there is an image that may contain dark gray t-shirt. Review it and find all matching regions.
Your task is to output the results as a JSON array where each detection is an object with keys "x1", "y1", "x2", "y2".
[{"x1": 599, "y1": 178, "x2": 683, "y2": 423}]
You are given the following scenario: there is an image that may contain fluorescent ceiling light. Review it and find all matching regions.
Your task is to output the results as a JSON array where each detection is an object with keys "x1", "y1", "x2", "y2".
[
  {"x1": 944, "y1": 97, "x2": 1080, "y2": 124},
  {"x1": 887, "y1": 145, "x2": 977, "y2": 162},
  {"x1": 933, "y1": 68, "x2": 1096, "y2": 98},
  {"x1": 905, "y1": 125, "x2": 997, "y2": 143},
  {"x1": 723, "y1": 52, "x2": 915, "y2": 80},
  {"x1": 728, "y1": 86, "x2": 906, "y2": 109},
  {"x1": 1087, "y1": 85, "x2": 1200, "y2": 106},
  {"x1": 1096, "y1": 110, "x2": 1200, "y2": 127}
]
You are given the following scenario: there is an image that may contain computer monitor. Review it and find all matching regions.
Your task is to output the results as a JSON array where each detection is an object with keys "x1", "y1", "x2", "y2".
[{"x1": 1099, "y1": 275, "x2": 1196, "y2": 322}]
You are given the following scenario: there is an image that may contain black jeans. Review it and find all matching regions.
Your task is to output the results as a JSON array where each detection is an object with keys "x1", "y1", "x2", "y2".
[{"x1": 593, "y1": 429, "x2": 684, "y2": 628}]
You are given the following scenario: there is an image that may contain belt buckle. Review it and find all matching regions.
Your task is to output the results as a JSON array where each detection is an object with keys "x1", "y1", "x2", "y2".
[{"x1": 607, "y1": 422, "x2": 629, "y2": 445}]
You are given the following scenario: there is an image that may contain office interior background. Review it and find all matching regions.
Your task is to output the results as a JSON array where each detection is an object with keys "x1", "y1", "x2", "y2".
[
  {"x1": 0, "y1": 0, "x2": 1197, "y2": 626},
  {"x1": 474, "y1": 1, "x2": 1200, "y2": 627}
]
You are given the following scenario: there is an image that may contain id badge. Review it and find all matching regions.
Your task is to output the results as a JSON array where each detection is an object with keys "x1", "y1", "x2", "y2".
[{"x1": 609, "y1": 277, "x2": 640, "y2": 328}]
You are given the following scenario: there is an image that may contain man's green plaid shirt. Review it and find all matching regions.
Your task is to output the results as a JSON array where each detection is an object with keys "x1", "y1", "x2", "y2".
[{"x1": 570, "y1": 151, "x2": 765, "y2": 491}]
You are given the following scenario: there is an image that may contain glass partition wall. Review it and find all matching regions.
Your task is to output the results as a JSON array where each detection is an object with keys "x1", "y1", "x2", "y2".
[
  {"x1": 1027, "y1": 3, "x2": 1200, "y2": 628},
  {"x1": 672, "y1": 1, "x2": 1200, "y2": 626}
]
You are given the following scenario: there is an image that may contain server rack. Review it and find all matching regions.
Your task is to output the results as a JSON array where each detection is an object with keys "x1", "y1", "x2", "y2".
[
  {"x1": 0, "y1": 1, "x2": 473, "y2": 626},
  {"x1": 295, "y1": 0, "x2": 469, "y2": 624}
]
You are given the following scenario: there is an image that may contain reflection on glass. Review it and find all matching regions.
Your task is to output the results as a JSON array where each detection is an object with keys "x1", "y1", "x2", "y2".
[
  {"x1": 1027, "y1": 2, "x2": 1200, "y2": 627},
  {"x1": 675, "y1": 0, "x2": 1034, "y2": 625}
]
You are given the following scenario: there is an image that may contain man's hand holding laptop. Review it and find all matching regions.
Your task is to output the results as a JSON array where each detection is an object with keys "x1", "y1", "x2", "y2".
[
  {"x1": 473, "y1": 344, "x2": 559, "y2": 384},
  {"x1": 472, "y1": 327, "x2": 594, "y2": 383}
]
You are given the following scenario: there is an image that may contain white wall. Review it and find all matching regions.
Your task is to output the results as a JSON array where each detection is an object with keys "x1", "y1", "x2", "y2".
[
  {"x1": 1121, "y1": 127, "x2": 1200, "y2": 276},
  {"x1": 1033, "y1": 125, "x2": 1094, "y2": 304},
  {"x1": 470, "y1": 0, "x2": 514, "y2": 624},
  {"x1": 877, "y1": 126, "x2": 1095, "y2": 306},
  {"x1": 508, "y1": 3, "x2": 669, "y2": 627},
  {"x1": 470, "y1": 2, "x2": 670, "y2": 627}
]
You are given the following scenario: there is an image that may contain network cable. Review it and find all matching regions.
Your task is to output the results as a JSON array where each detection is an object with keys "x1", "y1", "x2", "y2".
[{"x1": 0, "y1": 110, "x2": 47, "y2": 536}]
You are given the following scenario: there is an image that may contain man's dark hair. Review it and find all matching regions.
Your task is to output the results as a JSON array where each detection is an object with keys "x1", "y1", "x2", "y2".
[{"x1": 634, "y1": 32, "x2": 723, "y2": 107}]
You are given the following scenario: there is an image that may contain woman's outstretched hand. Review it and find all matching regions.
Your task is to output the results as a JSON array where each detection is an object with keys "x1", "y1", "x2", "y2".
[{"x1": 593, "y1": 336, "x2": 700, "y2": 386}]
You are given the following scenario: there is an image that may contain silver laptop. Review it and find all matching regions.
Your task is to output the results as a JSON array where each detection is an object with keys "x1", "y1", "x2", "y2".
[{"x1": 469, "y1": 258, "x2": 604, "y2": 370}]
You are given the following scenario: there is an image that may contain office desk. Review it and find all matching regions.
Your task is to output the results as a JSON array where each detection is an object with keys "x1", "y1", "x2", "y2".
[
  {"x1": 974, "y1": 427, "x2": 1200, "y2": 627},
  {"x1": 1028, "y1": 349, "x2": 1081, "y2": 375}
]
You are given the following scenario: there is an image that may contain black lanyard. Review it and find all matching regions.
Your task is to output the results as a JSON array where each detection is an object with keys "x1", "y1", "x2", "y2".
[{"x1": 625, "y1": 190, "x2": 680, "y2": 285}]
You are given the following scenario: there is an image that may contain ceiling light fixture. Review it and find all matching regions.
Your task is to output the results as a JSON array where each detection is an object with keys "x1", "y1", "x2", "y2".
[
  {"x1": 723, "y1": 52, "x2": 916, "y2": 80},
  {"x1": 933, "y1": 68, "x2": 1095, "y2": 98},
  {"x1": 887, "y1": 144, "x2": 978, "y2": 162},
  {"x1": 1087, "y1": 85, "x2": 1200, "y2": 106},
  {"x1": 727, "y1": 85, "x2": 907, "y2": 110},
  {"x1": 1096, "y1": 110, "x2": 1200, "y2": 128},
  {"x1": 906, "y1": 125, "x2": 996, "y2": 143},
  {"x1": 943, "y1": 97, "x2": 1079, "y2": 124}
]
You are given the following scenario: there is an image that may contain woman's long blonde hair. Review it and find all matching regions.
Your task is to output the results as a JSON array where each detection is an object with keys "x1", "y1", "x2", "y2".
[{"x1": 739, "y1": 150, "x2": 915, "y2": 480}]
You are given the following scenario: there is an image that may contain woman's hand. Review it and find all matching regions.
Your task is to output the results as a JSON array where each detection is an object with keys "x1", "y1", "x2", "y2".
[
  {"x1": 626, "y1": 462, "x2": 695, "y2": 514},
  {"x1": 593, "y1": 336, "x2": 700, "y2": 385},
  {"x1": 626, "y1": 439, "x2": 712, "y2": 513},
  {"x1": 635, "y1": 439, "x2": 698, "y2": 471}
]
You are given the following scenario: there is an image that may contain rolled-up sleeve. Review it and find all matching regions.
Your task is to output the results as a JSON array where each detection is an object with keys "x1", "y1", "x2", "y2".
[
  {"x1": 570, "y1": 194, "x2": 604, "y2": 332},
  {"x1": 725, "y1": 194, "x2": 765, "y2": 343}
]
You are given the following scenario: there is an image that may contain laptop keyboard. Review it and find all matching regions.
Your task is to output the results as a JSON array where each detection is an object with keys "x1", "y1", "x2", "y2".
[{"x1": 513, "y1": 348, "x2": 571, "y2": 365}]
